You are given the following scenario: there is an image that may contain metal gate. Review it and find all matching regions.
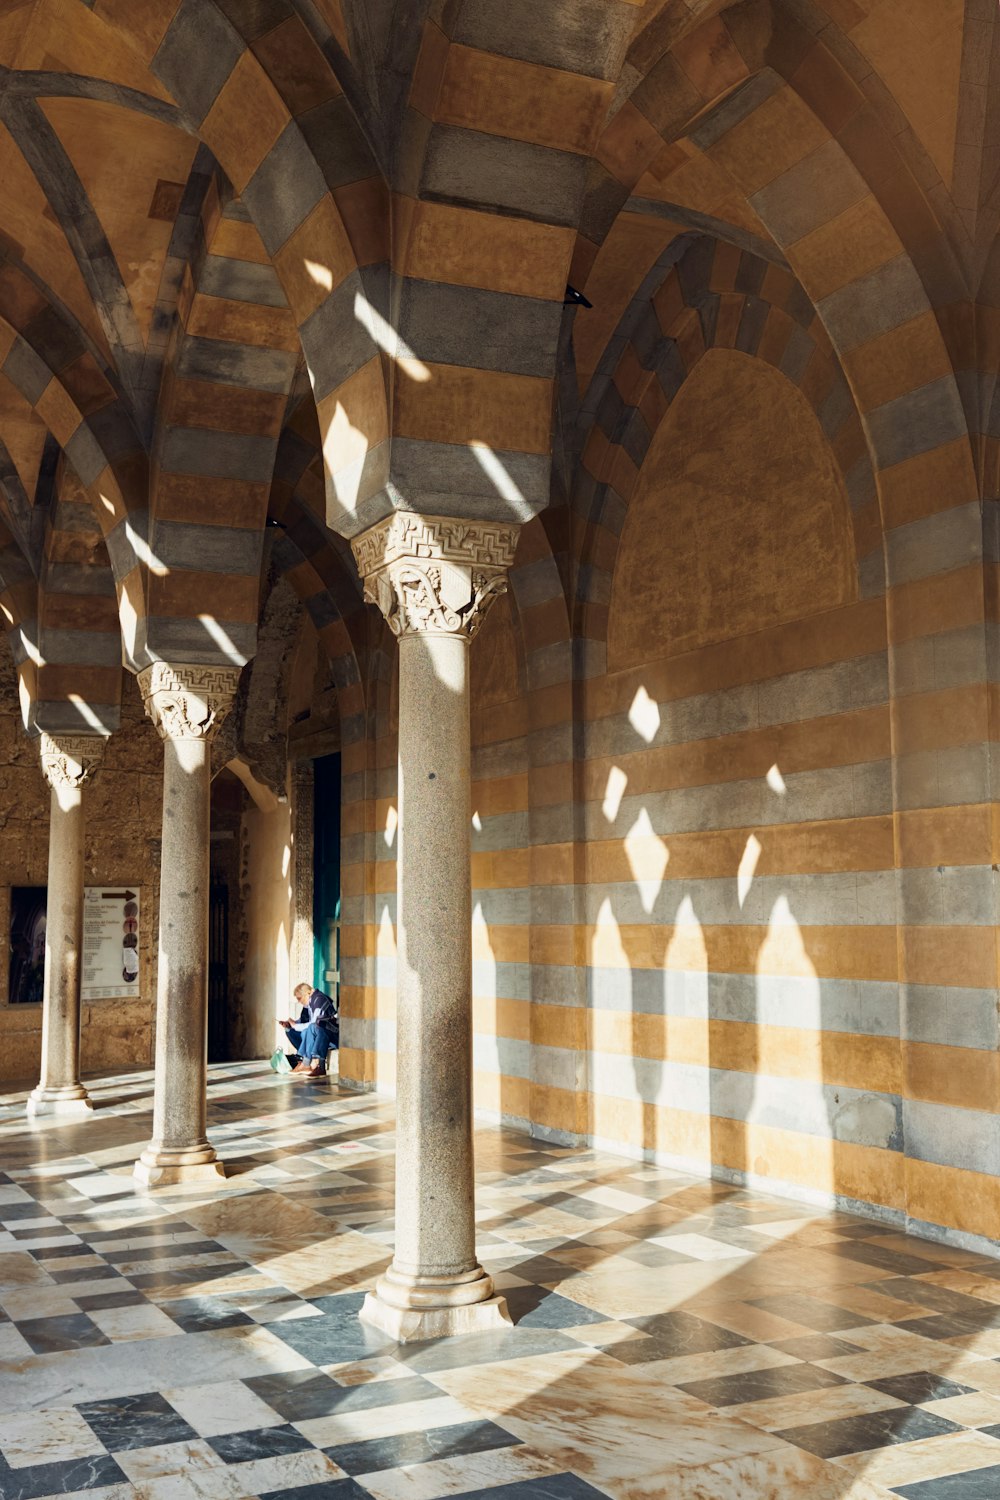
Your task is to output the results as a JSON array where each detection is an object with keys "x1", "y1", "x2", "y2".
[{"x1": 207, "y1": 880, "x2": 228, "y2": 1062}]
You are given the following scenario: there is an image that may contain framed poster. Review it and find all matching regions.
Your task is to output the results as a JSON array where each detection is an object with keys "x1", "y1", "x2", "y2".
[
  {"x1": 8, "y1": 886, "x2": 47, "y2": 1004},
  {"x1": 82, "y1": 887, "x2": 140, "y2": 1000}
]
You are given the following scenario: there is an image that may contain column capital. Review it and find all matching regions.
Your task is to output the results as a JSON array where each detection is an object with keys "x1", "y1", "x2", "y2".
[
  {"x1": 38, "y1": 732, "x2": 106, "y2": 791},
  {"x1": 138, "y1": 662, "x2": 241, "y2": 742},
  {"x1": 351, "y1": 513, "x2": 519, "y2": 639}
]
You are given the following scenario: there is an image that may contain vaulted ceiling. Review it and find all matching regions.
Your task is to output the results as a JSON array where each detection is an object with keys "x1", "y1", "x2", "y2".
[{"x1": 0, "y1": 0, "x2": 990, "y2": 732}]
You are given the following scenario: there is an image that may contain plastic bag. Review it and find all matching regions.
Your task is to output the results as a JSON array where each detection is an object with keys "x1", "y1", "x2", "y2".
[{"x1": 270, "y1": 1048, "x2": 293, "y2": 1073}]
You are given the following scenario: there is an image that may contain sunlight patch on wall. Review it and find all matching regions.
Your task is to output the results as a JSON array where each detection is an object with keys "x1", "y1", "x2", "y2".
[
  {"x1": 591, "y1": 895, "x2": 629, "y2": 970},
  {"x1": 472, "y1": 898, "x2": 500, "y2": 971},
  {"x1": 198, "y1": 614, "x2": 244, "y2": 664},
  {"x1": 766, "y1": 763, "x2": 786, "y2": 795},
  {"x1": 663, "y1": 893, "x2": 711, "y2": 983},
  {"x1": 667, "y1": 892, "x2": 708, "y2": 1022},
  {"x1": 377, "y1": 903, "x2": 396, "y2": 959},
  {"x1": 624, "y1": 807, "x2": 668, "y2": 913},
  {"x1": 323, "y1": 400, "x2": 369, "y2": 511},
  {"x1": 353, "y1": 292, "x2": 430, "y2": 382},
  {"x1": 118, "y1": 583, "x2": 138, "y2": 663},
  {"x1": 126, "y1": 519, "x2": 168, "y2": 577},
  {"x1": 472, "y1": 900, "x2": 499, "y2": 1043},
  {"x1": 305, "y1": 259, "x2": 333, "y2": 292},
  {"x1": 602, "y1": 765, "x2": 627, "y2": 823},
  {"x1": 67, "y1": 694, "x2": 105, "y2": 733},
  {"x1": 469, "y1": 441, "x2": 525, "y2": 508},
  {"x1": 384, "y1": 804, "x2": 397, "y2": 848},
  {"x1": 628, "y1": 684, "x2": 660, "y2": 743},
  {"x1": 737, "y1": 833, "x2": 762, "y2": 909},
  {"x1": 750, "y1": 893, "x2": 830, "y2": 1187}
]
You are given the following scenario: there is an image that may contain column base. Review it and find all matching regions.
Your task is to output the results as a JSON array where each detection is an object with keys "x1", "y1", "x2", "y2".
[
  {"x1": 360, "y1": 1263, "x2": 511, "y2": 1342},
  {"x1": 360, "y1": 1289, "x2": 510, "y2": 1342},
  {"x1": 27, "y1": 1087, "x2": 94, "y2": 1118},
  {"x1": 134, "y1": 1145, "x2": 226, "y2": 1189}
]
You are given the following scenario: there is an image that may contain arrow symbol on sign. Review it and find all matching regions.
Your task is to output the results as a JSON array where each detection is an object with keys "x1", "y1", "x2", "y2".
[{"x1": 102, "y1": 890, "x2": 137, "y2": 900}]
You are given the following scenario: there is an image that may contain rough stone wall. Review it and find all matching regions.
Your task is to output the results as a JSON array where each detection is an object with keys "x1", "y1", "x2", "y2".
[{"x1": 0, "y1": 636, "x2": 164, "y2": 1083}]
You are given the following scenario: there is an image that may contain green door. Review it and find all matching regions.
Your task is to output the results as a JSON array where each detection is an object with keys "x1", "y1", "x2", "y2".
[{"x1": 312, "y1": 752, "x2": 341, "y2": 998}]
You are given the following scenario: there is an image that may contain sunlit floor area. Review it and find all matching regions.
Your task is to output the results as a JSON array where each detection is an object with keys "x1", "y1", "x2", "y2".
[{"x1": 2, "y1": 1067, "x2": 1000, "y2": 1500}]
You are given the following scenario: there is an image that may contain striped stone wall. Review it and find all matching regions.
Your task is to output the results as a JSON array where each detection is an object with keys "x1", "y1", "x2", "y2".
[{"x1": 350, "y1": 329, "x2": 1000, "y2": 1259}]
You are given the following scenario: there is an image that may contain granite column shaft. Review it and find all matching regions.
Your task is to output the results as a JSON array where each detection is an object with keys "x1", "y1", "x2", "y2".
[
  {"x1": 28, "y1": 734, "x2": 105, "y2": 1118},
  {"x1": 135, "y1": 663, "x2": 239, "y2": 1187},
  {"x1": 353, "y1": 513, "x2": 517, "y2": 1340}
]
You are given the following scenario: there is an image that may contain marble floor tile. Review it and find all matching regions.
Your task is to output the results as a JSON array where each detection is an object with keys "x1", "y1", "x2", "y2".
[
  {"x1": 220, "y1": 1446, "x2": 351, "y2": 1494},
  {"x1": 649, "y1": 1232, "x2": 753, "y2": 1262},
  {"x1": 893, "y1": 1467, "x2": 1000, "y2": 1499},
  {"x1": 207, "y1": 1421, "x2": 315, "y2": 1463},
  {"x1": 868, "y1": 1372, "x2": 977, "y2": 1406},
  {"x1": 3, "y1": 1064, "x2": 1000, "y2": 1500},
  {"x1": 594, "y1": 1444, "x2": 900, "y2": 1500},
  {"x1": 830, "y1": 1428, "x2": 1000, "y2": 1487},
  {"x1": 354, "y1": 1447, "x2": 562, "y2": 1499},
  {"x1": 675, "y1": 1358, "x2": 849, "y2": 1408},
  {"x1": 17, "y1": 1311, "x2": 110, "y2": 1353},
  {"x1": 722, "y1": 1379, "x2": 906, "y2": 1433},
  {"x1": 326, "y1": 1357, "x2": 416, "y2": 1385},
  {"x1": 323, "y1": 1418, "x2": 520, "y2": 1476},
  {"x1": 557, "y1": 1320, "x2": 650, "y2": 1349},
  {"x1": 161, "y1": 1379, "x2": 290, "y2": 1437},
  {"x1": 684, "y1": 1299, "x2": 817, "y2": 1343},
  {"x1": 637, "y1": 1341, "x2": 796, "y2": 1388},
  {"x1": 769, "y1": 1333, "x2": 867, "y2": 1361},
  {"x1": 430, "y1": 1349, "x2": 788, "y2": 1486},
  {"x1": 87, "y1": 1303, "x2": 185, "y2": 1342},
  {"x1": 77, "y1": 1392, "x2": 199, "y2": 1452},
  {"x1": 776, "y1": 1405, "x2": 963, "y2": 1459},
  {"x1": 0, "y1": 1451, "x2": 129, "y2": 1499},
  {"x1": 922, "y1": 1392, "x2": 1000, "y2": 1429},
  {"x1": 0, "y1": 1324, "x2": 313, "y2": 1412},
  {"x1": 0, "y1": 1405, "x2": 109, "y2": 1468},
  {"x1": 496, "y1": 1288, "x2": 608, "y2": 1330},
  {"x1": 427, "y1": 1478, "x2": 612, "y2": 1500},
  {"x1": 296, "y1": 1395, "x2": 486, "y2": 1450},
  {"x1": 0, "y1": 1321, "x2": 32, "y2": 1358},
  {"x1": 108, "y1": 1437, "x2": 224, "y2": 1484}
]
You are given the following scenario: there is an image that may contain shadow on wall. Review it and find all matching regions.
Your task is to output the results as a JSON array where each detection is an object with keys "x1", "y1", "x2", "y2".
[{"x1": 581, "y1": 340, "x2": 901, "y2": 1233}]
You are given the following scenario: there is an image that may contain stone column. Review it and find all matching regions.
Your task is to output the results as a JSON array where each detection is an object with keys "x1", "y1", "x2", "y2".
[
  {"x1": 28, "y1": 733, "x2": 106, "y2": 1118},
  {"x1": 134, "y1": 662, "x2": 240, "y2": 1187},
  {"x1": 352, "y1": 513, "x2": 517, "y2": 1341}
]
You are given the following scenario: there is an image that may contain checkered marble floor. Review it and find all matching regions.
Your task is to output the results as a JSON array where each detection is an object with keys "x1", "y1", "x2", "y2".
[{"x1": 1, "y1": 1067, "x2": 1000, "y2": 1499}]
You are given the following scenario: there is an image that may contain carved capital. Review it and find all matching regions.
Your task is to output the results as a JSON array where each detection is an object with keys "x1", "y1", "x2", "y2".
[
  {"x1": 138, "y1": 662, "x2": 241, "y2": 743},
  {"x1": 351, "y1": 514, "x2": 519, "y2": 639},
  {"x1": 39, "y1": 733, "x2": 105, "y2": 791}
]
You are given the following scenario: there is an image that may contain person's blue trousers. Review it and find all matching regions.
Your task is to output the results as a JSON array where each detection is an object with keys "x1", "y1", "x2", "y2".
[{"x1": 284, "y1": 1023, "x2": 331, "y2": 1060}]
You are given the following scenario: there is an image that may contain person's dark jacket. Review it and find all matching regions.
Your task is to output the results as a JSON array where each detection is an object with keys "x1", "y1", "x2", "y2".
[{"x1": 298, "y1": 988, "x2": 339, "y2": 1046}]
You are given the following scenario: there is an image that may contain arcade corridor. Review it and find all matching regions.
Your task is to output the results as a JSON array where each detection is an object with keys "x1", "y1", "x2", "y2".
[{"x1": 2, "y1": 2, "x2": 1000, "y2": 1493}]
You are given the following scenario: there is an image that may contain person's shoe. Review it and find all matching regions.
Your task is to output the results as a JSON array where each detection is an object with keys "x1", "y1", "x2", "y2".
[{"x1": 291, "y1": 1061, "x2": 312, "y2": 1075}]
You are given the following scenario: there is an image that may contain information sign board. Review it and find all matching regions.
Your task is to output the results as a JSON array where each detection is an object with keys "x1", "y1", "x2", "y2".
[{"x1": 82, "y1": 887, "x2": 140, "y2": 1001}]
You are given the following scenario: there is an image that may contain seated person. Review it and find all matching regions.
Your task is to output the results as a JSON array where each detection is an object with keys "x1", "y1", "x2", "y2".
[{"x1": 280, "y1": 983, "x2": 339, "y2": 1077}]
